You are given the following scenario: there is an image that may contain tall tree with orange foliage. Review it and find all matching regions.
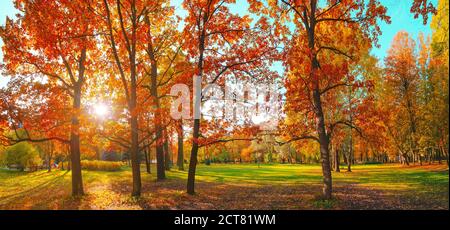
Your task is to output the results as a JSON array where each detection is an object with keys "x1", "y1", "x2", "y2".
[
  {"x1": 251, "y1": 0, "x2": 389, "y2": 199},
  {"x1": 98, "y1": 0, "x2": 187, "y2": 195},
  {"x1": 182, "y1": 0, "x2": 278, "y2": 195},
  {"x1": 384, "y1": 31, "x2": 421, "y2": 165},
  {"x1": 142, "y1": 4, "x2": 185, "y2": 180},
  {"x1": 0, "y1": 0, "x2": 99, "y2": 196},
  {"x1": 100, "y1": 0, "x2": 144, "y2": 196},
  {"x1": 250, "y1": 0, "x2": 436, "y2": 199}
]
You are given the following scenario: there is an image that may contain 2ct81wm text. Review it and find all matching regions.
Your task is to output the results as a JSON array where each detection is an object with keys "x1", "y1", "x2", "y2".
[{"x1": 174, "y1": 214, "x2": 276, "y2": 227}]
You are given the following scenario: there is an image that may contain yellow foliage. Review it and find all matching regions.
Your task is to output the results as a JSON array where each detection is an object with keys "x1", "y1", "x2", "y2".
[
  {"x1": 81, "y1": 160, "x2": 124, "y2": 171},
  {"x1": 240, "y1": 146, "x2": 253, "y2": 162}
]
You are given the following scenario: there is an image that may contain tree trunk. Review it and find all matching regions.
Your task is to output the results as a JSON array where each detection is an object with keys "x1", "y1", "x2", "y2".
[
  {"x1": 440, "y1": 145, "x2": 449, "y2": 166},
  {"x1": 314, "y1": 88, "x2": 332, "y2": 199},
  {"x1": 104, "y1": 0, "x2": 141, "y2": 195},
  {"x1": 365, "y1": 150, "x2": 369, "y2": 163},
  {"x1": 128, "y1": 15, "x2": 141, "y2": 196},
  {"x1": 70, "y1": 84, "x2": 84, "y2": 196},
  {"x1": 303, "y1": 3, "x2": 332, "y2": 199},
  {"x1": 187, "y1": 118, "x2": 200, "y2": 195},
  {"x1": 330, "y1": 145, "x2": 335, "y2": 172},
  {"x1": 67, "y1": 158, "x2": 71, "y2": 171},
  {"x1": 145, "y1": 17, "x2": 165, "y2": 180},
  {"x1": 154, "y1": 117, "x2": 165, "y2": 179},
  {"x1": 129, "y1": 59, "x2": 142, "y2": 197},
  {"x1": 130, "y1": 116, "x2": 141, "y2": 197},
  {"x1": 334, "y1": 148, "x2": 340, "y2": 172},
  {"x1": 144, "y1": 145, "x2": 150, "y2": 174},
  {"x1": 177, "y1": 120, "x2": 184, "y2": 170},
  {"x1": 47, "y1": 142, "x2": 53, "y2": 172},
  {"x1": 419, "y1": 151, "x2": 422, "y2": 166},
  {"x1": 147, "y1": 145, "x2": 152, "y2": 173},
  {"x1": 155, "y1": 126, "x2": 165, "y2": 180},
  {"x1": 164, "y1": 129, "x2": 171, "y2": 170},
  {"x1": 402, "y1": 152, "x2": 410, "y2": 165},
  {"x1": 347, "y1": 152, "x2": 352, "y2": 172},
  {"x1": 187, "y1": 24, "x2": 206, "y2": 195},
  {"x1": 428, "y1": 148, "x2": 432, "y2": 164},
  {"x1": 446, "y1": 148, "x2": 449, "y2": 167}
]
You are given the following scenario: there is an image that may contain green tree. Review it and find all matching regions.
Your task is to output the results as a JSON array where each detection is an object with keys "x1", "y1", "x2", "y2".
[{"x1": 5, "y1": 142, "x2": 41, "y2": 171}]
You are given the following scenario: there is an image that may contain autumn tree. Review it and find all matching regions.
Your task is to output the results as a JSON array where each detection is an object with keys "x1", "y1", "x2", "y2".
[
  {"x1": 428, "y1": 0, "x2": 449, "y2": 164},
  {"x1": 142, "y1": 5, "x2": 185, "y2": 178},
  {"x1": 410, "y1": 0, "x2": 437, "y2": 24},
  {"x1": 0, "y1": 0, "x2": 99, "y2": 196},
  {"x1": 99, "y1": 0, "x2": 152, "y2": 196},
  {"x1": 251, "y1": 0, "x2": 389, "y2": 199},
  {"x1": 384, "y1": 31, "x2": 422, "y2": 165},
  {"x1": 181, "y1": 0, "x2": 278, "y2": 195}
]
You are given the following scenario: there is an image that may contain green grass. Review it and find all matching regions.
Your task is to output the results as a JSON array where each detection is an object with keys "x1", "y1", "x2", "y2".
[
  {"x1": 171, "y1": 163, "x2": 449, "y2": 190},
  {"x1": 0, "y1": 163, "x2": 448, "y2": 210},
  {"x1": 169, "y1": 163, "x2": 324, "y2": 184}
]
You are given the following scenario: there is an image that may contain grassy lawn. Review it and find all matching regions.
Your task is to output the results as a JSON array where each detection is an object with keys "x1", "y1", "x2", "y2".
[{"x1": 0, "y1": 163, "x2": 448, "y2": 210}]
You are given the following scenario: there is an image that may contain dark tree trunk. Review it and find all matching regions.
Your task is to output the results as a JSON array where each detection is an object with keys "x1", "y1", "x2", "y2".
[
  {"x1": 438, "y1": 148, "x2": 442, "y2": 164},
  {"x1": 187, "y1": 22, "x2": 206, "y2": 195},
  {"x1": 147, "y1": 145, "x2": 152, "y2": 173},
  {"x1": 128, "y1": 14, "x2": 142, "y2": 196},
  {"x1": 129, "y1": 65, "x2": 141, "y2": 196},
  {"x1": 365, "y1": 150, "x2": 369, "y2": 163},
  {"x1": 427, "y1": 148, "x2": 432, "y2": 164},
  {"x1": 70, "y1": 83, "x2": 84, "y2": 196},
  {"x1": 330, "y1": 145, "x2": 335, "y2": 172},
  {"x1": 130, "y1": 114, "x2": 141, "y2": 197},
  {"x1": 164, "y1": 129, "x2": 171, "y2": 170},
  {"x1": 402, "y1": 152, "x2": 410, "y2": 165},
  {"x1": 144, "y1": 145, "x2": 150, "y2": 174},
  {"x1": 47, "y1": 142, "x2": 53, "y2": 172},
  {"x1": 446, "y1": 148, "x2": 449, "y2": 167},
  {"x1": 155, "y1": 126, "x2": 165, "y2": 180},
  {"x1": 347, "y1": 152, "x2": 352, "y2": 172},
  {"x1": 440, "y1": 145, "x2": 449, "y2": 166},
  {"x1": 187, "y1": 118, "x2": 200, "y2": 195},
  {"x1": 144, "y1": 15, "x2": 165, "y2": 181},
  {"x1": 314, "y1": 88, "x2": 332, "y2": 199},
  {"x1": 301, "y1": 1, "x2": 332, "y2": 199},
  {"x1": 334, "y1": 148, "x2": 340, "y2": 172},
  {"x1": 177, "y1": 120, "x2": 184, "y2": 170},
  {"x1": 67, "y1": 158, "x2": 71, "y2": 171}
]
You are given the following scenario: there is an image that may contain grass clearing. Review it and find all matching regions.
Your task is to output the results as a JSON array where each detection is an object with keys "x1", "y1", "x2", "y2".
[{"x1": 0, "y1": 163, "x2": 448, "y2": 210}]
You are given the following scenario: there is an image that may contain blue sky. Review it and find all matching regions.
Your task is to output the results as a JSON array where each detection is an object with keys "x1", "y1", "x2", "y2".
[{"x1": 0, "y1": 0, "x2": 436, "y2": 88}]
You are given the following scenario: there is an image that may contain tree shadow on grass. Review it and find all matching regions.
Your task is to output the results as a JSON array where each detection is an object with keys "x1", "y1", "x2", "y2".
[
  {"x1": 0, "y1": 171, "x2": 70, "y2": 209},
  {"x1": 0, "y1": 171, "x2": 69, "y2": 201},
  {"x1": 1, "y1": 165, "x2": 447, "y2": 210}
]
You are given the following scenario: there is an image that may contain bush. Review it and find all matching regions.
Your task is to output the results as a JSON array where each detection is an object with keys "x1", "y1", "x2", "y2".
[
  {"x1": 81, "y1": 160, "x2": 124, "y2": 171},
  {"x1": 4, "y1": 142, "x2": 41, "y2": 171}
]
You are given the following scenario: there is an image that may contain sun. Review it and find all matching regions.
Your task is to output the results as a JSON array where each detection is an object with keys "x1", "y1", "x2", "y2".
[{"x1": 93, "y1": 103, "x2": 109, "y2": 117}]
